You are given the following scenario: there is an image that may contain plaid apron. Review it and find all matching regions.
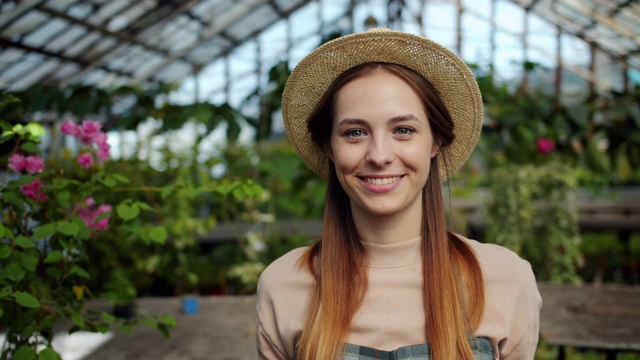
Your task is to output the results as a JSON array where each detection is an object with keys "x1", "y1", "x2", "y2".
[{"x1": 293, "y1": 337, "x2": 495, "y2": 360}]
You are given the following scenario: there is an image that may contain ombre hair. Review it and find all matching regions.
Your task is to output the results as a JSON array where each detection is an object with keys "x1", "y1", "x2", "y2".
[{"x1": 296, "y1": 63, "x2": 485, "y2": 360}]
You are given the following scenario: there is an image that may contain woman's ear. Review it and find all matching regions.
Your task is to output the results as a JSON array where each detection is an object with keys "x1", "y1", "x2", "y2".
[
  {"x1": 324, "y1": 143, "x2": 334, "y2": 162},
  {"x1": 431, "y1": 140, "x2": 442, "y2": 158}
]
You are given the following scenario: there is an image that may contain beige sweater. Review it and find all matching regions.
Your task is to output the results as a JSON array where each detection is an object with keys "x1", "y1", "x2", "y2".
[{"x1": 256, "y1": 236, "x2": 541, "y2": 359}]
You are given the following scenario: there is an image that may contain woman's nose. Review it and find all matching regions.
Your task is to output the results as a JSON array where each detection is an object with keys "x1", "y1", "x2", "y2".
[{"x1": 365, "y1": 136, "x2": 395, "y2": 167}]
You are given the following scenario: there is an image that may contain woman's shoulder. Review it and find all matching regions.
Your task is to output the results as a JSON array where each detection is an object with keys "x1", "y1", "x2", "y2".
[
  {"x1": 463, "y1": 237, "x2": 532, "y2": 271},
  {"x1": 258, "y1": 246, "x2": 314, "y2": 297},
  {"x1": 459, "y1": 235, "x2": 538, "y2": 290}
]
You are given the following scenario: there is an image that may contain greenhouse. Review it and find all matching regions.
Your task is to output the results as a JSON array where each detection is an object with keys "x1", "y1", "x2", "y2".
[{"x1": 0, "y1": 0, "x2": 639, "y2": 359}]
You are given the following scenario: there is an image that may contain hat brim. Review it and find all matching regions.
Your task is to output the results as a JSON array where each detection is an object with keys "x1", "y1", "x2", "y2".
[{"x1": 282, "y1": 28, "x2": 483, "y2": 182}]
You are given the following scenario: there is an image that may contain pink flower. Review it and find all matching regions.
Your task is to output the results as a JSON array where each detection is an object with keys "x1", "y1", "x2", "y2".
[
  {"x1": 94, "y1": 132, "x2": 107, "y2": 145},
  {"x1": 61, "y1": 120, "x2": 81, "y2": 137},
  {"x1": 97, "y1": 142, "x2": 111, "y2": 160},
  {"x1": 77, "y1": 152, "x2": 94, "y2": 168},
  {"x1": 93, "y1": 204, "x2": 113, "y2": 230},
  {"x1": 20, "y1": 179, "x2": 48, "y2": 202},
  {"x1": 79, "y1": 120, "x2": 102, "y2": 145},
  {"x1": 77, "y1": 197, "x2": 111, "y2": 231},
  {"x1": 8, "y1": 153, "x2": 26, "y2": 172},
  {"x1": 24, "y1": 155, "x2": 44, "y2": 174},
  {"x1": 537, "y1": 137, "x2": 555, "y2": 154}
]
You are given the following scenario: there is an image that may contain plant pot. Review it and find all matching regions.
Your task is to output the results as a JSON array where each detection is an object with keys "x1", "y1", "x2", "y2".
[{"x1": 182, "y1": 295, "x2": 199, "y2": 315}]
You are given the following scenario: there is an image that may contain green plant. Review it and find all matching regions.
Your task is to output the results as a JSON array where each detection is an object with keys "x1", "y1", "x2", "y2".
[
  {"x1": 485, "y1": 162, "x2": 583, "y2": 283},
  {"x1": 0, "y1": 94, "x2": 175, "y2": 359}
]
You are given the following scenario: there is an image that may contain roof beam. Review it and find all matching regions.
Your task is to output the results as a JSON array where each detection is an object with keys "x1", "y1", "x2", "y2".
[
  {"x1": 140, "y1": 0, "x2": 316, "y2": 85},
  {"x1": 558, "y1": 0, "x2": 640, "y2": 44},
  {"x1": 0, "y1": 37, "x2": 135, "y2": 80},
  {"x1": 36, "y1": 4, "x2": 171, "y2": 56},
  {"x1": 60, "y1": 0, "x2": 199, "y2": 86},
  {"x1": 130, "y1": 0, "x2": 272, "y2": 84},
  {"x1": 0, "y1": 0, "x2": 46, "y2": 31}
]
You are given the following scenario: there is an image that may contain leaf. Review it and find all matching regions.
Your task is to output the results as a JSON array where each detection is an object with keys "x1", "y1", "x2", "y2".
[
  {"x1": 20, "y1": 141, "x2": 40, "y2": 154},
  {"x1": 14, "y1": 291, "x2": 41, "y2": 308},
  {"x1": 71, "y1": 215, "x2": 90, "y2": 240},
  {"x1": 46, "y1": 267, "x2": 62, "y2": 280},
  {"x1": 185, "y1": 187, "x2": 202, "y2": 199},
  {"x1": 24, "y1": 122, "x2": 45, "y2": 138},
  {"x1": 53, "y1": 178, "x2": 70, "y2": 189},
  {"x1": 7, "y1": 262, "x2": 26, "y2": 281},
  {"x1": 160, "y1": 184, "x2": 175, "y2": 199},
  {"x1": 69, "y1": 265, "x2": 89, "y2": 279},
  {"x1": 0, "y1": 308, "x2": 3, "y2": 319},
  {"x1": 116, "y1": 203, "x2": 139, "y2": 221},
  {"x1": 13, "y1": 345, "x2": 37, "y2": 360},
  {"x1": 0, "y1": 223, "x2": 4, "y2": 237},
  {"x1": 72, "y1": 285, "x2": 84, "y2": 300},
  {"x1": 20, "y1": 252, "x2": 38, "y2": 272},
  {"x1": 0, "y1": 244, "x2": 12, "y2": 259},
  {"x1": 33, "y1": 224, "x2": 56, "y2": 239},
  {"x1": 149, "y1": 226, "x2": 167, "y2": 244},
  {"x1": 3, "y1": 193, "x2": 26, "y2": 212},
  {"x1": 99, "y1": 176, "x2": 117, "y2": 188},
  {"x1": 38, "y1": 347, "x2": 62, "y2": 360},
  {"x1": 117, "y1": 324, "x2": 133, "y2": 335},
  {"x1": 71, "y1": 312, "x2": 85, "y2": 328},
  {"x1": 44, "y1": 251, "x2": 63, "y2": 264},
  {"x1": 55, "y1": 190, "x2": 70, "y2": 208},
  {"x1": 160, "y1": 314, "x2": 176, "y2": 327},
  {"x1": 14, "y1": 236, "x2": 35, "y2": 249},
  {"x1": 96, "y1": 323, "x2": 110, "y2": 334},
  {"x1": 14, "y1": 174, "x2": 37, "y2": 186},
  {"x1": 232, "y1": 187, "x2": 245, "y2": 200},
  {"x1": 57, "y1": 221, "x2": 79, "y2": 236},
  {"x1": 101, "y1": 311, "x2": 116, "y2": 324},
  {"x1": 112, "y1": 174, "x2": 129, "y2": 184},
  {"x1": 157, "y1": 323, "x2": 170, "y2": 339},
  {"x1": 134, "y1": 201, "x2": 154, "y2": 212}
]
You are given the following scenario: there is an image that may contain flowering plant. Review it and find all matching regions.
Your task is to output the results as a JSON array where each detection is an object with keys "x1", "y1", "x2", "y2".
[{"x1": 0, "y1": 95, "x2": 174, "y2": 359}]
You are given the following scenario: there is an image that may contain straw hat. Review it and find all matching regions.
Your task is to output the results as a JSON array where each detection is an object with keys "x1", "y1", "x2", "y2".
[{"x1": 282, "y1": 28, "x2": 483, "y2": 181}]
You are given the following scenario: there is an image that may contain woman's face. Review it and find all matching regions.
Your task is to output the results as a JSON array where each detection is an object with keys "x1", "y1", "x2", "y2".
[{"x1": 329, "y1": 69, "x2": 439, "y2": 219}]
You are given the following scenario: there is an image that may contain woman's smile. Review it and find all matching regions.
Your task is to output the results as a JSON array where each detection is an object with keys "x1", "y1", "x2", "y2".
[{"x1": 359, "y1": 175, "x2": 404, "y2": 193}]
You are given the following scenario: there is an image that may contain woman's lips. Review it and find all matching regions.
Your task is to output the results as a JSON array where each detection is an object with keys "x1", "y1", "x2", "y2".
[{"x1": 358, "y1": 175, "x2": 404, "y2": 193}]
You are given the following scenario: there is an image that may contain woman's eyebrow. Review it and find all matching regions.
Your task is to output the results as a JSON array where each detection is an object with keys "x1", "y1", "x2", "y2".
[
  {"x1": 388, "y1": 114, "x2": 421, "y2": 124},
  {"x1": 337, "y1": 115, "x2": 421, "y2": 127},
  {"x1": 336, "y1": 118, "x2": 368, "y2": 127}
]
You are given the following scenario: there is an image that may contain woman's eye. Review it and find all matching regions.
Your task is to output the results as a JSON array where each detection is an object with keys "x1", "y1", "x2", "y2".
[
  {"x1": 346, "y1": 129, "x2": 365, "y2": 138},
  {"x1": 395, "y1": 127, "x2": 414, "y2": 136}
]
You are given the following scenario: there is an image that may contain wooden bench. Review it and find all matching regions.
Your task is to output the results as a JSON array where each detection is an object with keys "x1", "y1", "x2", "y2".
[{"x1": 538, "y1": 283, "x2": 640, "y2": 359}]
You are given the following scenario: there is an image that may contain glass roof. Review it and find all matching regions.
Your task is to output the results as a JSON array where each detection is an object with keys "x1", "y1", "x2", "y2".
[
  {"x1": 0, "y1": 0, "x2": 638, "y2": 93},
  {"x1": 512, "y1": 0, "x2": 640, "y2": 69},
  {"x1": 0, "y1": 0, "x2": 314, "y2": 91}
]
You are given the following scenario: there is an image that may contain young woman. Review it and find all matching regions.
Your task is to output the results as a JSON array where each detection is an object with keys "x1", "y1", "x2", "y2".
[{"x1": 256, "y1": 28, "x2": 541, "y2": 360}]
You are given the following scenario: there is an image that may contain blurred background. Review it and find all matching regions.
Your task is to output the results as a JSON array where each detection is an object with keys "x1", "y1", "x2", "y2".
[{"x1": 0, "y1": 0, "x2": 639, "y2": 359}]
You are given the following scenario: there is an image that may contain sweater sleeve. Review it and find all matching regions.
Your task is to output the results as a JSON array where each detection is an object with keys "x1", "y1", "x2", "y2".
[
  {"x1": 256, "y1": 264, "x2": 291, "y2": 360},
  {"x1": 256, "y1": 247, "x2": 312, "y2": 360},
  {"x1": 469, "y1": 239, "x2": 542, "y2": 360},
  {"x1": 499, "y1": 259, "x2": 542, "y2": 360}
]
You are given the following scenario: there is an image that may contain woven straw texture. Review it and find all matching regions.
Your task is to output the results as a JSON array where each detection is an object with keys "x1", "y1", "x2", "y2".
[{"x1": 282, "y1": 28, "x2": 483, "y2": 181}]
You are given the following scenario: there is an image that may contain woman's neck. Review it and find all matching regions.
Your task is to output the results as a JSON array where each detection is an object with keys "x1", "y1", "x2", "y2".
[{"x1": 350, "y1": 199, "x2": 423, "y2": 245}]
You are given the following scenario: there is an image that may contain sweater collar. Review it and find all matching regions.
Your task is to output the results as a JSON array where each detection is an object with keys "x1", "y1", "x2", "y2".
[{"x1": 361, "y1": 236, "x2": 423, "y2": 269}]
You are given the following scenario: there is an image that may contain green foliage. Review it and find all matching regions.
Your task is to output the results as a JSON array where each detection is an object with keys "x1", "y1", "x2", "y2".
[
  {"x1": 535, "y1": 339, "x2": 640, "y2": 360},
  {"x1": 475, "y1": 65, "x2": 640, "y2": 186},
  {"x1": 485, "y1": 162, "x2": 583, "y2": 283},
  {"x1": 0, "y1": 94, "x2": 175, "y2": 359}
]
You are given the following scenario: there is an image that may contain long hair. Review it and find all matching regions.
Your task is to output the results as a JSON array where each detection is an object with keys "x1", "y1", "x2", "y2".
[{"x1": 297, "y1": 63, "x2": 485, "y2": 360}]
